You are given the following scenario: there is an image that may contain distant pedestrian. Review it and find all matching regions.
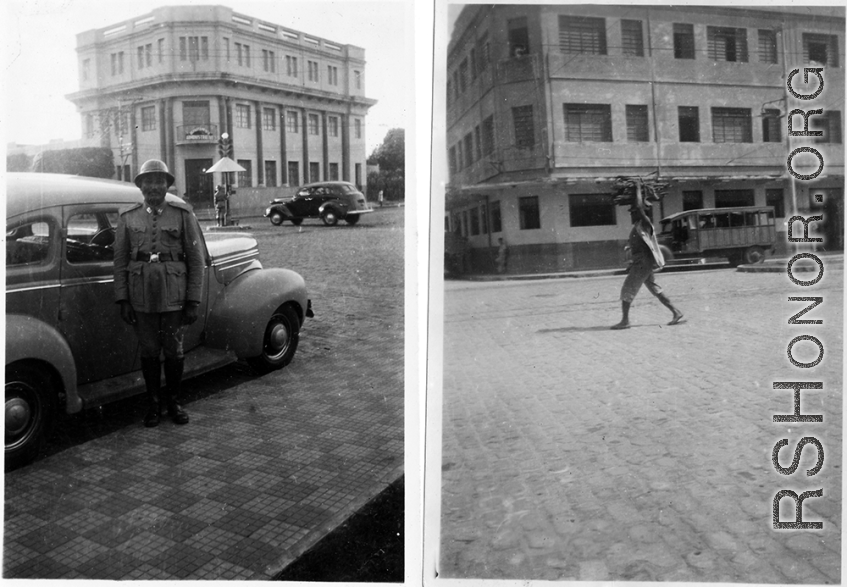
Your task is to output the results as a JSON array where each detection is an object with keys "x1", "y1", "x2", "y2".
[
  {"x1": 214, "y1": 185, "x2": 228, "y2": 226},
  {"x1": 496, "y1": 238, "x2": 508, "y2": 274},
  {"x1": 378, "y1": 190, "x2": 384, "y2": 207},
  {"x1": 114, "y1": 159, "x2": 205, "y2": 427},
  {"x1": 611, "y1": 188, "x2": 683, "y2": 329}
]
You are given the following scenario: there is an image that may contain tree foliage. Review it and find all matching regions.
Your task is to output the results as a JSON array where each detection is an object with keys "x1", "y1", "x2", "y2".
[
  {"x1": 30, "y1": 147, "x2": 115, "y2": 179},
  {"x1": 6, "y1": 153, "x2": 32, "y2": 172},
  {"x1": 367, "y1": 128, "x2": 405, "y2": 201}
]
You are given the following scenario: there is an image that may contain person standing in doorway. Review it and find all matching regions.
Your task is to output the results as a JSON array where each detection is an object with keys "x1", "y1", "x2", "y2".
[
  {"x1": 611, "y1": 187, "x2": 684, "y2": 329},
  {"x1": 114, "y1": 159, "x2": 206, "y2": 427},
  {"x1": 496, "y1": 238, "x2": 508, "y2": 274}
]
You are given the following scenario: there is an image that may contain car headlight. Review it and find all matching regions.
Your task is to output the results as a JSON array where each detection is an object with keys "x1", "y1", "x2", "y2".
[{"x1": 264, "y1": 207, "x2": 271, "y2": 216}]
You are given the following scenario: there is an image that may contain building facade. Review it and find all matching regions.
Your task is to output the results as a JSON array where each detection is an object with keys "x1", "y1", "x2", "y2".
[
  {"x1": 446, "y1": 5, "x2": 845, "y2": 273},
  {"x1": 67, "y1": 5, "x2": 376, "y2": 206}
]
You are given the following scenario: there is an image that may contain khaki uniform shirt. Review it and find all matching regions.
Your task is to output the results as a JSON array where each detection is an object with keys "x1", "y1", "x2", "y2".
[{"x1": 114, "y1": 200, "x2": 205, "y2": 313}]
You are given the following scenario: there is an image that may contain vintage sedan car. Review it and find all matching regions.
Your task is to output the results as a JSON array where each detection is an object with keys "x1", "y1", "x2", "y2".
[
  {"x1": 264, "y1": 181, "x2": 372, "y2": 226},
  {"x1": 6, "y1": 173, "x2": 313, "y2": 469}
]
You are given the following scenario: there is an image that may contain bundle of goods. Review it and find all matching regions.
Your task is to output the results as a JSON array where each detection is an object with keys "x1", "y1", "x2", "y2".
[{"x1": 611, "y1": 175, "x2": 669, "y2": 208}]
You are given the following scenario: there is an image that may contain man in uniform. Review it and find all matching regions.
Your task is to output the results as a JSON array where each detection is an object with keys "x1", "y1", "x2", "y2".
[
  {"x1": 114, "y1": 159, "x2": 206, "y2": 427},
  {"x1": 611, "y1": 188, "x2": 684, "y2": 330}
]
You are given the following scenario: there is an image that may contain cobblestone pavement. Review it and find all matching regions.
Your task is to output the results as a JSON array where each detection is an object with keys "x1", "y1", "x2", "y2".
[
  {"x1": 440, "y1": 266, "x2": 842, "y2": 582},
  {"x1": 4, "y1": 208, "x2": 404, "y2": 579}
]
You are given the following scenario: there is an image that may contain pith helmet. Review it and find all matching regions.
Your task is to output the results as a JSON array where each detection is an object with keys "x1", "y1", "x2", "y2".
[{"x1": 134, "y1": 159, "x2": 175, "y2": 188}]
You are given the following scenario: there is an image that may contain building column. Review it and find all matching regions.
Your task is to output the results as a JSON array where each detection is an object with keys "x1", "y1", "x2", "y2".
[
  {"x1": 159, "y1": 99, "x2": 168, "y2": 163},
  {"x1": 225, "y1": 98, "x2": 234, "y2": 158},
  {"x1": 322, "y1": 111, "x2": 329, "y2": 181},
  {"x1": 130, "y1": 107, "x2": 139, "y2": 176},
  {"x1": 302, "y1": 110, "x2": 309, "y2": 184},
  {"x1": 341, "y1": 111, "x2": 350, "y2": 182},
  {"x1": 255, "y1": 100, "x2": 264, "y2": 185},
  {"x1": 280, "y1": 106, "x2": 288, "y2": 184},
  {"x1": 165, "y1": 98, "x2": 175, "y2": 177}
]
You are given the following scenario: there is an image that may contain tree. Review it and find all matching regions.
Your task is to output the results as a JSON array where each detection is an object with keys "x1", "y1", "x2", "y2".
[
  {"x1": 6, "y1": 153, "x2": 32, "y2": 172},
  {"x1": 367, "y1": 128, "x2": 405, "y2": 202},
  {"x1": 31, "y1": 147, "x2": 115, "y2": 179}
]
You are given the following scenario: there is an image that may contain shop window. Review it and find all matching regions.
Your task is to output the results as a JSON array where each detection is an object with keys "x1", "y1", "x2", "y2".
[
  {"x1": 519, "y1": 196, "x2": 541, "y2": 230},
  {"x1": 569, "y1": 194, "x2": 615, "y2": 227}
]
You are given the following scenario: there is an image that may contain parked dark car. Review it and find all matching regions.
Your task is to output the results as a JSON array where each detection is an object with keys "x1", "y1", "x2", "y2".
[
  {"x1": 6, "y1": 173, "x2": 313, "y2": 469},
  {"x1": 264, "y1": 181, "x2": 372, "y2": 226}
]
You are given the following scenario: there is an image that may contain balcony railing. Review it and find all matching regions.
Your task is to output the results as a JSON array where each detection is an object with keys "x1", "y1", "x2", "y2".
[{"x1": 176, "y1": 123, "x2": 218, "y2": 145}]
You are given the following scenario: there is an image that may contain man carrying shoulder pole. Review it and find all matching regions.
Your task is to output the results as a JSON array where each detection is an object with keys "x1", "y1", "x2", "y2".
[{"x1": 611, "y1": 181, "x2": 684, "y2": 330}]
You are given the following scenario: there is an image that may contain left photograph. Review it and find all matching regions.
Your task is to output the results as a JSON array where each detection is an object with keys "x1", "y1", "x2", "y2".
[{"x1": 4, "y1": 0, "x2": 408, "y2": 580}]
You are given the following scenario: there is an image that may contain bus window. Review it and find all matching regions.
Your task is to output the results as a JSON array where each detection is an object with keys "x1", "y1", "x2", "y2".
[
  {"x1": 715, "y1": 213, "x2": 730, "y2": 228},
  {"x1": 745, "y1": 211, "x2": 758, "y2": 226},
  {"x1": 729, "y1": 212, "x2": 744, "y2": 227},
  {"x1": 760, "y1": 211, "x2": 774, "y2": 226},
  {"x1": 700, "y1": 214, "x2": 715, "y2": 228}
]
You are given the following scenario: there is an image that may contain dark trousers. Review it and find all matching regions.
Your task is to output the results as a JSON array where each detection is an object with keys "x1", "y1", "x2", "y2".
[{"x1": 135, "y1": 311, "x2": 185, "y2": 360}]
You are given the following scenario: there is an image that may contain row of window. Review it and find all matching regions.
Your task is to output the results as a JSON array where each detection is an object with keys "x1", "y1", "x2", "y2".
[
  {"x1": 449, "y1": 104, "x2": 842, "y2": 173},
  {"x1": 94, "y1": 37, "x2": 362, "y2": 89},
  {"x1": 452, "y1": 188, "x2": 788, "y2": 237},
  {"x1": 235, "y1": 160, "x2": 342, "y2": 188},
  {"x1": 447, "y1": 15, "x2": 841, "y2": 104},
  {"x1": 85, "y1": 104, "x2": 363, "y2": 140}
]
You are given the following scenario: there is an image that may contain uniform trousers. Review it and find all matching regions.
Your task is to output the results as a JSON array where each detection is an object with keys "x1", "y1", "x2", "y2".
[{"x1": 135, "y1": 311, "x2": 185, "y2": 360}]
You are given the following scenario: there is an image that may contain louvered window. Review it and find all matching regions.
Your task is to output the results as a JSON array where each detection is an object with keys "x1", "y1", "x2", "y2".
[
  {"x1": 762, "y1": 109, "x2": 781, "y2": 143},
  {"x1": 559, "y1": 16, "x2": 607, "y2": 55},
  {"x1": 758, "y1": 29, "x2": 777, "y2": 64},
  {"x1": 512, "y1": 106, "x2": 535, "y2": 149},
  {"x1": 812, "y1": 110, "x2": 843, "y2": 144},
  {"x1": 481, "y1": 115, "x2": 495, "y2": 155},
  {"x1": 673, "y1": 23, "x2": 695, "y2": 59},
  {"x1": 712, "y1": 108, "x2": 752, "y2": 143},
  {"x1": 707, "y1": 27, "x2": 748, "y2": 62},
  {"x1": 621, "y1": 20, "x2": 644, "y2": 57},
  {"x1": 565, "y1": 104, "x2": 612, "y2": 142},
  {"x1": 626, "y1": 105, "x2": 649, "y2": 142},
  {"x1": 803, "y1": 33, "x2": 839, "y2": 67}
]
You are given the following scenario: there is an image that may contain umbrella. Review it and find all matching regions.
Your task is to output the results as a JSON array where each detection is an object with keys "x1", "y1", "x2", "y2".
[{"x1": 204, "y1": 157, "x2": 246, "y2": 174}]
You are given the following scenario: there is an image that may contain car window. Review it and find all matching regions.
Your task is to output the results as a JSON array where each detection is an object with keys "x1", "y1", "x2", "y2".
[
  {"x1": 296, "y1": 188, "x2": 312, "y2": 197},
  {"x1": 7, "y1": 220, "x2": 53, "y2": 267},
  {"x1": 337, "y1": 184, "x2": 356, "y2": 194},
  {"x1": 66, "y1": 211, "x2": 119, "y2": 264}
]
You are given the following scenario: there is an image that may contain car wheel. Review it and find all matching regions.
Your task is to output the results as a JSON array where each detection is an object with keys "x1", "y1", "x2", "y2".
[
  {"x1": 5, "y1": 363, "x2": 56, "y2": 471},
  {"x1": 247, "y1": 305, "x2": 300, "y2": 374},
  {"x1": 291, "y1": 218, "x2": 303, "y2": 226},
  {"x1": 321, "y1": 209, "x2": 339, "y2": 226},
  {"x1": 345, "y1": 215, "x2": 360, "y2": 225},
  {"x1": 743, "y1": 245, "x2": 765, "y2": 264},
  {"x1": 269, "y1": 212, "x2": 284, "y2": 226}
]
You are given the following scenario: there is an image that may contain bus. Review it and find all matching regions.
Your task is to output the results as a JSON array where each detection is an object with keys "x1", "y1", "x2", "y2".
[{"x1": 657, "y1": 206, "x2": 777, "y2": 267}]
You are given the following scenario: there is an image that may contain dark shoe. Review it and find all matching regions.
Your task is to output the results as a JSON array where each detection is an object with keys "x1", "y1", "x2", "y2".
[
  {"x1": 668, "y1": 313, "x2": 685, "y2": 326},
  {"x1": 144, "y1": 403, "x2": 160, "y2": 427},
  {"x1": 167, "y1": 402, "x2": 189, "y2": 425}
]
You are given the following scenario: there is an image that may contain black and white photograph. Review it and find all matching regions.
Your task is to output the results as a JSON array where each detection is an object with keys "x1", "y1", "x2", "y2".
[
  {"x1": 4, "y1": 0, "x2": 411, "y2": 580},
  {"x1": 428, "y1": 2, "x2": 843, "y2": 583}
]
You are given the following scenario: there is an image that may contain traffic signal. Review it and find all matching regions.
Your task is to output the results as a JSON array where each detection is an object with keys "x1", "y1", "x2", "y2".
[{"x1": 217, "y1": 135, "x2": 232, "y2": 158}]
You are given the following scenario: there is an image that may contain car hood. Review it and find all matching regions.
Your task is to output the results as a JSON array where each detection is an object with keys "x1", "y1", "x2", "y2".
[{"x1": 206, "y1": 236, "x2": 262, "y2": 284}]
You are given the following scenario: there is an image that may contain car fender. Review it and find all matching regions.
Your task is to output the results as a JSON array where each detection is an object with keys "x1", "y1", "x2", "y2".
[
  {"x1": 318, "y1": 201, "x2": 348, "y2": 216},
  {"x1": 268, "y1": 203, "x2": 294, "y2": 219},
  {"x1": 5, "y1": 313, "x2": 81, "y2": 413},
  {"x1": 205, "y1": 268, "x2": 309, "y2": 358}
]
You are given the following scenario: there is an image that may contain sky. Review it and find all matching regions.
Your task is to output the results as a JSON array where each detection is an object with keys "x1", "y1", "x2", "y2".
[{"x1": 3, "y1": 0, "x2": 412, "y2": 155}]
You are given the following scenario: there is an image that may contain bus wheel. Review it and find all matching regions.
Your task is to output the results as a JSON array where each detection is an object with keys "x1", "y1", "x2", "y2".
[{"x1": 743, "y1": 246, "x2": 765, "y2": 264}]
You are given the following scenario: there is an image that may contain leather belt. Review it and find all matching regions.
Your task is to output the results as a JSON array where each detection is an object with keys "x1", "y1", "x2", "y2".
[{"x1": 133, "y1": 251, "x2": 185, "y2": 263}]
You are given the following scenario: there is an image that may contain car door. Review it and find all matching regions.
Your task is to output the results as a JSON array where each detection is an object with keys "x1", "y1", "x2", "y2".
[
  {"x1": 289, "y1": 187, "x2": 314, "y2": 217},
  {"x1": 59, "y1": 204, "x2": 138, "y2": 384}
]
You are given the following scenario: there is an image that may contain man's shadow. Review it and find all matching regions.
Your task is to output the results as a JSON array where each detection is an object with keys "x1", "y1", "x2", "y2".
[{"x1": 538, "y1": 325, "x2": 652, "y2": 333}]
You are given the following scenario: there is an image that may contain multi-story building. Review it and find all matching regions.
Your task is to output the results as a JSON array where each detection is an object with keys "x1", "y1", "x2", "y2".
[
  {"x1": 446, "y1": 5, "x2": 844, "y2": 273},
  {"x1": 67, "y1": 5, "x2": 376, "y2": 205}
]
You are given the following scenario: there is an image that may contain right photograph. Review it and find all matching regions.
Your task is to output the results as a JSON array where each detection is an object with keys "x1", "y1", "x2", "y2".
[{"x1": 435, "y1": 4, "x2": 843, "y2": 582}]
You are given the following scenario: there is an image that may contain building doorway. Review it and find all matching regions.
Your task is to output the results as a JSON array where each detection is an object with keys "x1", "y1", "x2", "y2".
[{"x1": 184, "y1": 158, "x2": 213, "y2": 208}]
